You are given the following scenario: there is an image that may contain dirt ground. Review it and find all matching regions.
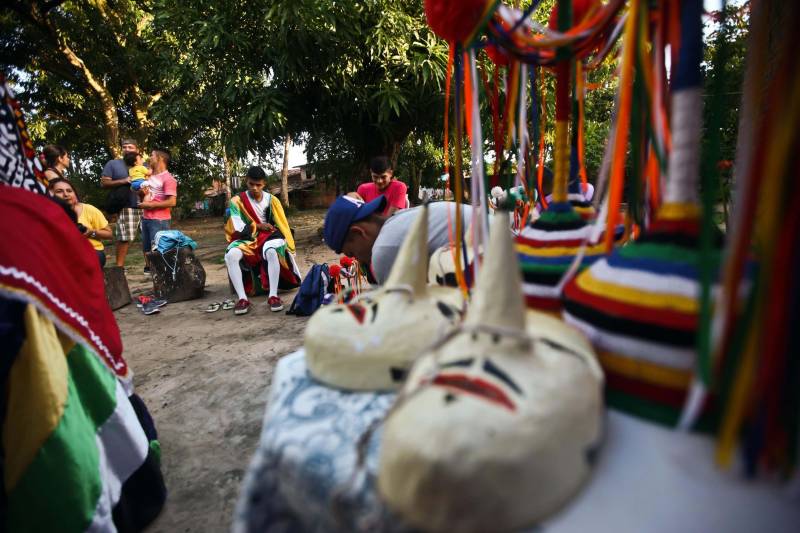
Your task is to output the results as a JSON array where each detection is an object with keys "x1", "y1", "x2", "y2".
[{"x1": 109, "y1": 210, "x2": 337, "y2": 532}]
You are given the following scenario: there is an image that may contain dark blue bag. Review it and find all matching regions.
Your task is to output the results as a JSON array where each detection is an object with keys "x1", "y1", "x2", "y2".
[{"x1": 286, "y1": 263, "x2": 330, "y2": 316}]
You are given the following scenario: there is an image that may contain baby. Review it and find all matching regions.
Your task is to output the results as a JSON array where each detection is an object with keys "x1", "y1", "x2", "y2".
[{"x1": 124, "y1": 151, "x2": 152, "y2": 203}]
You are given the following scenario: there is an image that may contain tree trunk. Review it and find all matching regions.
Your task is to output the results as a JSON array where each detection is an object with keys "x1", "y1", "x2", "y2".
[
  {"x1": 58, "y1": 35, "x2": 120, "y2": 156},
  {"x1": 281, "y1": 134, "x2": 291, "y2": 206},
  {"x1": 222, "y1": 145, "x2": 233, "y2": 193},
  {"x1": 389, "y1": 141, "x2": 401, "y2": 170},
  {"x1": 17, "y1": 3, "x2": 121, "y2": 156}
]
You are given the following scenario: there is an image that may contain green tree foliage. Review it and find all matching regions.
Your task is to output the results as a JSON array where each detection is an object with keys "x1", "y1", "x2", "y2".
[
  {"x1": 1, "y1": 0, "x2": 747, "y2": 216},
  {"x1": 1, "y1": 0, "x2": 234, "y2": 209},
  {"x1": 395, "y1": 131, "x2": 445, "y2": 204},
  {"x1": 2, "y1": 0, "x2": 450, "y2": 206},
  {"x1": 156, "y1": 0, "x2": 450, "y2": 189},
  {"x1": 702, "y1": 2, "x2": 750, "y2": 223}
]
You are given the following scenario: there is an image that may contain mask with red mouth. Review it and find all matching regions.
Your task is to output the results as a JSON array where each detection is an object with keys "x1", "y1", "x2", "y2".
[
  {"x1": 379, "y1": 211, "x2": 604, "y2": 532},
  {"x1": 305, "y1": 204, "x2": 463, "y2": 391}
]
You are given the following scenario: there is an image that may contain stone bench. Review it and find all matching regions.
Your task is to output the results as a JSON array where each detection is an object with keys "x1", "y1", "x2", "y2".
[
  {"x1": 146, "y1": 246, "x2": 206, "y2": 302},
  {"x1": 103, "y1": 266, "x2": 132, "y2": 310}
]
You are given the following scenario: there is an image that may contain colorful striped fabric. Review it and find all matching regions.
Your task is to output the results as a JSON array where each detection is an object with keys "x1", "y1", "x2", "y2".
[
  {"x1": 3, "y1": 301, "x2": 163, "y2": 531},
  {"x1": 1, "y1": 188, "x2": 166, "y2": 531},
  {"x1": 562, "y1": 204, "x2": 723, "y2": 426},
  {"x1": 568, "y1": 194, "x2": 596, "y2": 221},
  {"x1": 224, "y1": 192, "x2": 302, "y2": 293},
  {"x1": 516, "y1": 202, "x2": 621, "y2": 312}
]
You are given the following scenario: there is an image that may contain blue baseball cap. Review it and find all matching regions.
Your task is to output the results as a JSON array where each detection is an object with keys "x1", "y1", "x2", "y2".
[{"x1": 323, "y1": 195, "x2": 387, "y2": 254}]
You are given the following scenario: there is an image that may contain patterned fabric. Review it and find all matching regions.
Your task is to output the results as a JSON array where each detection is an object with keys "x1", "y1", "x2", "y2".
[
  {"x1": 225, "y1": 192, "x2": 302, "y2": 292},
  {"x1": 1, "y1": 187, "x2": 166, "y2": 530},
  {"x1": 0, "y1": 187, "x2": 129, "y2": 383},
  {"x1": 226, "y1": 192, "x2": 296, "y2": 254},
  {"x1": 2, "y1": 301, "x2": 164, "y2": 531},
  {"x1": 116, "y1": 206, "x2": 142, "y2": 242},
  {"x1": 562, "y1": 205, "x2": 723, "y2": 427},
  {"x1": 233, "y1": 349, "x2": 408, "y2": 533},
  {"x1": 0, "y1": 72, "x2": 46, "y2": 194},
  {"x1": 516, "y1": 202, "x2": 622, "y2": 312}
]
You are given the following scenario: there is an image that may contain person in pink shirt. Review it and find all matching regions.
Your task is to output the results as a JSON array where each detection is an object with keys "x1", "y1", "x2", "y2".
[
  {"x1": 139, "y1": 148, "x2": 177, "y2": 274},
  {"x1": 356, "y1": 156, "x2": 408, "y2": 216}
]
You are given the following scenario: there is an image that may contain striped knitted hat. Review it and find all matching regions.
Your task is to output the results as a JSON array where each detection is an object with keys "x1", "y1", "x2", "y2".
[
  {"x1": 562, "y1": 0, "x2": 720, "y2": 427},
  {"x1": 515, "y1": 0, "x2": 621, "y2": 314}
]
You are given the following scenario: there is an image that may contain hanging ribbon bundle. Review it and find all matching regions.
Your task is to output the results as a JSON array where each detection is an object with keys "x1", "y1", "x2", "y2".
[
  {"x1": 336, "y1": 256, "x2": 366, "y2": 301},
  {"x1": 710, "y1": 0, "x2": 800, "y2": 478},
  {"x1": 424, "y1": 0, "x2": 799, "y2": 484},
  {"x1": 513, "y1": 0, "x2": 625, "y2": 314},
  {"x1": 566, "y1": 60, "x2": 595, "y2": 221},
  {"x1": 563, "y1": 0, "x2": 729, "y2": 432},
  {"x1": 426, "y1": 0, "x2": 628, "y2": 307},
  {"x1": 427, "y1": 0, "x2": 505, "y2": 295}
]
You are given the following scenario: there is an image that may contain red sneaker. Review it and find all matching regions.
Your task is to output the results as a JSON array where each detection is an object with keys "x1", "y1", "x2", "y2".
[
  {"x1": 234, "y1": 298, "x2": 251, "y2": 315},
  {"x1": 268, "y1": 296, "x2": 284, "y2": 312}
]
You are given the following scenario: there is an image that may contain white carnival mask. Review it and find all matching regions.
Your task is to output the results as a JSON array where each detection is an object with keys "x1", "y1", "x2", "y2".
[
  {"x1": 378, "y1": 211, "x2": 604, "y2": 532},
  {"x1": 428, "y1": 226, "x2": 476, "y2": 288},
  {"x1": 306, "y1": 205, "x2": 463, "y2": 391}
]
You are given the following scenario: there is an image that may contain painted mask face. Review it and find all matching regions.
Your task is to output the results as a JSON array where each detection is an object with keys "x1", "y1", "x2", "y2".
[
  {"x1": 378, "y1": 211, "x2": 604, "y2": 532},
  {"x1": 428, "y1": 242, "x2": 475, "y2": 288},
  {"x1": 305, "y1": 285, "x2": 463, "y2": 391},
  {"x1": 428, "y1": 354, "x2": 524, "y2": 412},
  {"x1": 306, "y1": 205, "x2": 464, "y2": 391},
  {"x1": 378, "y1": 318, "x2": 602, "y2": 532}
]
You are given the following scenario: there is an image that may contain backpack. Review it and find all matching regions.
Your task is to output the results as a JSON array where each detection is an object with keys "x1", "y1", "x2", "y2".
[
  {"x1": 152, "y1": 230, "x2": 198, "y2": 254},
  {"x1": 286, "y1": 263, "x2": 330, "y2": 317}
]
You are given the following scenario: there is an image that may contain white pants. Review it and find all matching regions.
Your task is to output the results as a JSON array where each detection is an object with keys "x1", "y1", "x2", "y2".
[{"x1": 225, "y1": 239, "x2": 285, "y2": 300}]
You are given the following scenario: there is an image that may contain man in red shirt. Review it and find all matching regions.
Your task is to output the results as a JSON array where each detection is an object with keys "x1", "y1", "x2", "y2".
[{"x1": 356, "y1": 156, "x2": 408, "y2": 216}]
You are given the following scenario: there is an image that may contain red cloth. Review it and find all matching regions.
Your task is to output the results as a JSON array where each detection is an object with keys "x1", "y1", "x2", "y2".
[
  {"x1": 0, "y1": 186, "x2": 128, "y2": 379},
  {"x1": 424, "y1": 0, "x2": 487, "y2": 43},
  {"x1": 357, "y1": 180, "x2": 408, "y2": 215}
]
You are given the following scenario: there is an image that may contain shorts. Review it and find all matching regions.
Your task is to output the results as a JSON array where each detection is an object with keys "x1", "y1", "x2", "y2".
[
  {"x1": 116, "y1": 207, "x2": 142, "y2": 242},
  {"x1": 141, "y1": 218, "x2": 171, "y2": 253}
]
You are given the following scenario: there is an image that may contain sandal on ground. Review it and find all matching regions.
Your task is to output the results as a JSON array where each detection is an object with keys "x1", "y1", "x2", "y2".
[
  {"x1": 205, "y1": 302, "x2": 222, "y2": 313},
  {"x1": 222, "y1": 299, "x2": 236, "y2": 310}
]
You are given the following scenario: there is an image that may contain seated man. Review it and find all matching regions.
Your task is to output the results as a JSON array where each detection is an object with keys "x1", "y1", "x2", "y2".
[
  {"x1": 323, "y1": 195, "x2": 473, "y2": 285},
  {"x1": 356, "y1": 156, "x2": 408, "y2": 216},
  {"x1": 224, "y1": 166, "x2": 301, "y2": 315}
]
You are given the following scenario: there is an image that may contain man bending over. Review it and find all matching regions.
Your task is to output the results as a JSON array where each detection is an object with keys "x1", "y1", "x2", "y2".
[
  {"x1": 323, "y1": 195, "x2": 473, "y2": 285},
  {"x1": 224, "y1": 166, "x2": 301, "y2": 315}
]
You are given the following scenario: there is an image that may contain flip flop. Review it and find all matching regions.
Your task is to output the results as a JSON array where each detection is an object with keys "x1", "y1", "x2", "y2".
[
  {"x1": 205, "y1": 302, "x2": 222, "y2": 313},
  {"x1": 222, "y1": 299, "x2": 236, "y2": 311}
]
